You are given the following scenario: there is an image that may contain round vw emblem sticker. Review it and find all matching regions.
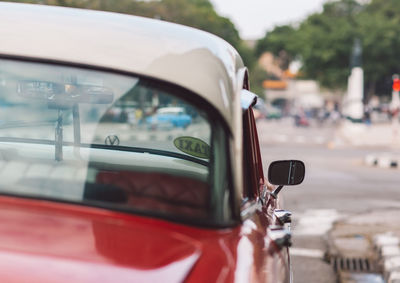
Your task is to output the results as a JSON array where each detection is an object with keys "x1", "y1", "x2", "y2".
[{"x1": 105, "y1": 135, "x2": 120, "y2": 146}]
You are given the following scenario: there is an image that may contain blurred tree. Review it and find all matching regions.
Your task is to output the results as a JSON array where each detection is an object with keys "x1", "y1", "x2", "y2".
[
  {"x1": 255, "y1": 25, "x2": 297, "y2": 70},
  {"x1": 256, "y1": 0, "x2": 361, "y2": 90},
  {"x1": 357, "y1": 0, "x2": 400, "y2": 97},
  {"x1": 294, "y1": 0, "x2": 360, "y2": 89},
  {"x1": 255, "y1": 0, "x2": 400, "y2": 97},
  {"x1": 249, "y1": 65, "x2": 268, "y2": 99}
]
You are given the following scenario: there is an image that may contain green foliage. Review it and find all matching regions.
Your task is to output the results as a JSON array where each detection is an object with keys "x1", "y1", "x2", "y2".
[
  {"x1": 139, "y1": 0, "x2": 241, "y2": 48},
  {"x1": 249, "y1": 65, "x2": 268, "y2": 99},
  {"x1": 255, "y1": 25, "x2": 297, "y2": 70},
  {"x1": 255, "y1": 0, "x2": 400, "y2": 95},
  {"x1": 256, "y1": 0, "x2": 362, "y2": 90},
  {"x1": 357, "y1": 0, "x2": 400, "y2": 95},
  {"x1": 294, "y1": 1, "x2": 359, "y2": 89},
  {"x1": 236, "y1": 43, "x2": 257, "y2": 71}
]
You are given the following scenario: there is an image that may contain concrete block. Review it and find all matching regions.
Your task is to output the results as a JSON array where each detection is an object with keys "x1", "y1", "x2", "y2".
[
  {"x1": 378, "y1": 157, "x2": 392, "y2": 168},
  {"x1": 388, "y1": 271, "x2": 400, "y2": 283},
  {"x1": 384, "y1": 256, "x2": 400, "y2": 272},
  {"x1": 374, "y1": 234, "x2": 400, "y2": 248},
  {"x1": 382, "y1": 246, "x2": 400, "y2": 258}
]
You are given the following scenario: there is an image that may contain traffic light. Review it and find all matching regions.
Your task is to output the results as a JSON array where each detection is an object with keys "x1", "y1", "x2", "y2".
[{"x1": 393, "y1": 75, "x2": 400, "y2": 92}]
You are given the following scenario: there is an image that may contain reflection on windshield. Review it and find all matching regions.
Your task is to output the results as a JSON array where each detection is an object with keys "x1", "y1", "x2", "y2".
[
  {"x1": 0, "y1": 59, "x2": 211, "y2": 160},
  {"x1": 0, "y1": 59, "x2": 214, "y2": 222}
]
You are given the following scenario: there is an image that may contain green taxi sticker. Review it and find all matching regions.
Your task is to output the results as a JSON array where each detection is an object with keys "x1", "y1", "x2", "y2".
[{"x1": 173, "y1": 136, "x2": 210, "y2": 159}]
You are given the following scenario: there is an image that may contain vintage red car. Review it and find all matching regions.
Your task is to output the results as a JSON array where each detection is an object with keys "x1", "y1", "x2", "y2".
[{"x1": 0, "y1": 2, "x2": 304, "y2": 282}]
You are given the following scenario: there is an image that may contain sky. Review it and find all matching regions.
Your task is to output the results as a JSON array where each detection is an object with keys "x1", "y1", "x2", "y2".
[{"x1": 209, "y1": 0, "x2": 328, "y2": 40}]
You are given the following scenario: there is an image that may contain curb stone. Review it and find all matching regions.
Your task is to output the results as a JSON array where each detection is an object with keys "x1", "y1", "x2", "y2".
[
  {"x1": 388, "y1": 271, "x2": 400, "y2": 283},
  {"x1": 374, "y1": 233, "x2": 400, "y2": 283}
]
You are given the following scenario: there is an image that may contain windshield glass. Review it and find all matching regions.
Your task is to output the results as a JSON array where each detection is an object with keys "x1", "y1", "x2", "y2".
[{"x1": 0, "y1": 58, "x2": 221, "y2": 222}]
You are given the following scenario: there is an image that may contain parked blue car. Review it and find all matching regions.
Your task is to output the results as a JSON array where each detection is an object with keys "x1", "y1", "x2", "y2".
[{"x1": 146, "y1": 107, "x2": 192, "y2": 129}]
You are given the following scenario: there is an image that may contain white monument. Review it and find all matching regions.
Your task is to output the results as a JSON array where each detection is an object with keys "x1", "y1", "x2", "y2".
[{"x1": 343, "y1": 39, "x2": 364, "y2": 122}]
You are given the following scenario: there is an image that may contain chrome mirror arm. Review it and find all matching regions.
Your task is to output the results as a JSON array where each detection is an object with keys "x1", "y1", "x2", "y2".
[{"x1": 270, "y1": 185, "x2": 284, "y2": 199}]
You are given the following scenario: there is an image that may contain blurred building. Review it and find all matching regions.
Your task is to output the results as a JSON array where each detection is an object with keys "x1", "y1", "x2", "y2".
[
  {"x1": 258, "y1": 52, "x2": 283, "y2": 79},
  {"x1": 258, "y1": 52, "x2": 335, "y2": 114}
]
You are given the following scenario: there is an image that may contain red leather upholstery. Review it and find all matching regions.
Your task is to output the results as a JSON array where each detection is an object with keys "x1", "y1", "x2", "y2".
[{"x1": 95, "y1": 171, "x2": 209, "y2": 217}]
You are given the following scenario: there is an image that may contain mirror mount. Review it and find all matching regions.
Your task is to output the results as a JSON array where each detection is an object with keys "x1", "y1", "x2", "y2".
[{"x1": 270, "y1": 185, "x2": 284, "y2": 199}]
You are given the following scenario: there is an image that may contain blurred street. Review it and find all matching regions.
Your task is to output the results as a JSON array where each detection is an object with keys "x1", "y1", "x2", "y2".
[{"x1": 258, "y1": 118, "x2": 400, "y2": 282}]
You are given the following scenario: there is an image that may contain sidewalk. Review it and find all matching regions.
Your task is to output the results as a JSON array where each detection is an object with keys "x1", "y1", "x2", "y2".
[
  {"x1": 332, "y1": 121, "x2": 400, "y2": 148},
  {"x1": 331, "y1": 121, "x2": 400, "y2": 169}
]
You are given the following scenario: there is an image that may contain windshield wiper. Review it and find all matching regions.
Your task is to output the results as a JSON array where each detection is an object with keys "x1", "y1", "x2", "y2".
[
  {"x1": 0, "y1": 137, "x2": 209, "y2": 166},
  {"x1": 89, "y1": 144, "x2": 209, "y2": 166}
]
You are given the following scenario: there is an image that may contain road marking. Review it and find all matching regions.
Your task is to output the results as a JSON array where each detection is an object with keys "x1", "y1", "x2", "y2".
[
  {"x1": 315, "y1": 136, "x2": 326, "y2": 144},
  {"x1": 276, "y1": 135, "x2": 288, "y2": 142},
  {"x1": 290, "y1": 248, "x2": 324, "y2": 259},
  {"x1": 295, "y1": 136, "x2": 306, "y2": 143},
  {"x1": 293, "y1": 209, "x2": 343, "y2": 236}
]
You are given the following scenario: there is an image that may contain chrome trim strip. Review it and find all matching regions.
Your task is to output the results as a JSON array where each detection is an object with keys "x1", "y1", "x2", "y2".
[{"x1": 240, "y1": 200, "x2": 261, "y2": 219}]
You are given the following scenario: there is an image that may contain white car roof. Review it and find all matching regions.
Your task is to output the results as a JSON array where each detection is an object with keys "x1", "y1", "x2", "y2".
[{"x1": 0, "y1": 2, "x2": 246, "y2": 132}]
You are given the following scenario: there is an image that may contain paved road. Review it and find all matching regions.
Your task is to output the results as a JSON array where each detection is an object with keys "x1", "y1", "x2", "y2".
[{"x1": 257, "y1": 119, "x2": 400, "y2": 282}]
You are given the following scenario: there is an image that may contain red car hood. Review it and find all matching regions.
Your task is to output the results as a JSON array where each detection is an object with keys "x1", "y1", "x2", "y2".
[{"x1": 0, "y1": 196, "x2": 232, "y2": 283}]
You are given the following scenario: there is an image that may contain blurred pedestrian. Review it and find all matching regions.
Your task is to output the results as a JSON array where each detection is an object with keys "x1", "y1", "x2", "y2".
[{"x1": 364, "y1": 105, "x2": 371, "y2": 125}]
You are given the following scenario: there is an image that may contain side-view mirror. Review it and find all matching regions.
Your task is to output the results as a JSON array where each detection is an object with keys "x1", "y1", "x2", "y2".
[
  {"x1": 267, "y1": 160, "x2": 305, "y2": 199},
  {"x1": 268, "y1": 160, "x2": 305, "y2": 186}
]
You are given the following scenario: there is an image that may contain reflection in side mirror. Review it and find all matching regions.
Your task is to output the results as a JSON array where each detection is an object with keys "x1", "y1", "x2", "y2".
[{"x1": 268, "y1": 160, "x2": 305, "y2": 186}]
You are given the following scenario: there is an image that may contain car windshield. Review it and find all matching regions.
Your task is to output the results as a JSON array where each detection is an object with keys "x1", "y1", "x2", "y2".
[{"x1": 0, "y1": 59, "x2": 229, "y2": 224}]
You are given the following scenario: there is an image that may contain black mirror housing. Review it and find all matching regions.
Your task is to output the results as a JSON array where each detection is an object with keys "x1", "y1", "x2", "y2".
[{"x1": 268, "y1": 160, "x2": 305, "y2": 186}]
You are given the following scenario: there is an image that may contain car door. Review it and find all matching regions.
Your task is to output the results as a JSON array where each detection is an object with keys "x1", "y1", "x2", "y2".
[{"x1": 239, "y1": 90, "x2": 290, "y2": 283}]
